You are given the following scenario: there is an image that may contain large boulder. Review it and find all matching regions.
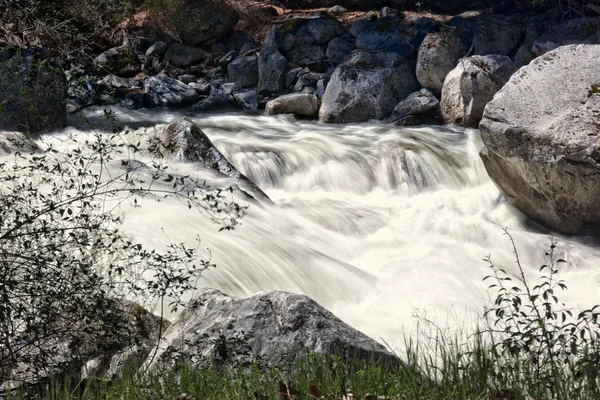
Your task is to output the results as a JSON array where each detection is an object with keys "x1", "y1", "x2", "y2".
[
  {"x1": 265, "y1": 93, "x2": 319, "y2": 117},
  {"x1": 532, "y1": 17, "x2": 600, "y2": 56},
  {"x1": 326, "y1": 37, "x2": 354, "y2": 65},
  {"x1": 258, "y1": 48, "x2": 288, "y2": 95},
  {"x1": 416, "y1": 29, "x2": 469, "y2": 93},
  {"x1": 319, "y1": 50, "x2": 419, "y2": 123},
  {"x1": 144, "y1": 76, "x2": 199, "y2": 108},
  {"x1": 305, "y1": 17, "x2": 344, "y2": 44},
  {"x1": 479, "y1": 45, "x2": 600, "y2": 234},
  {"x1": 93, "y1": 46, "x2": 140, "y2": 76},
  {"x1": 145, "y1": 289, "x2": 399, "y2": 370},
  {"x1": 440, "y1": 55, "x2": 516, "y2": 128},
  {"x1": 173, "y1": 0, "x2": 239, "y2": 46},
  {"x1": 471, "y1": 15, "x2": 525, "y2": 57},
  {"x1": 0, "y1": 46, "x2": 67, "y2": 133},
  {"x1": 164, "y1": 43, "x2": 209, "y2": 68},
  {"x1": 160, "y1": 118, "x2": 271, "y2": 203}
]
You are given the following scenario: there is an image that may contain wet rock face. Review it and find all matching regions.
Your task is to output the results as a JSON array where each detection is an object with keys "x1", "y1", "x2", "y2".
[
  {"x1": 265, "y1": 93, "x2": 319, "y2": 117},
  {"x1": 144, "y1": 76, "x2": 199, "y2": 108},
  {"x1": 0, "y1": 45, "x2": 67, "y2": 133},
  {"x1": 479, "y1": 45, "x2": 600, "y2": 234},
  {"x1": 161, "y1": 118, "x2": 271, "y2": 203},
  {"x1": 440, "y1": 54, "x2": 516, "y2": 128},
  {"x1": 144, "y1": 288, "x2": 401, "y2": 371},
  {"x1": 319, "y1": 50, "x2": 419, "y2": 123}
]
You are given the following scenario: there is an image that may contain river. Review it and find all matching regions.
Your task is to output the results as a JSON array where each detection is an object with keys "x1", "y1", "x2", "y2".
[{"x1": 38, "y1": 107, "x2": 600, "y2": 350}]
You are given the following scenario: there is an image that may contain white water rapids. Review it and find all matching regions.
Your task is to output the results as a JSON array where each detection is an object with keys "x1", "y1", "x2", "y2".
[{"x1": 18, "y1": 108, "x2": 600, "y2": 350}]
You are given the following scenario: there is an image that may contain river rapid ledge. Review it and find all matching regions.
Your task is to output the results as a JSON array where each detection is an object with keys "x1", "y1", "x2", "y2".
[{"x1": 2, "y1": 1, "x2": 600, "y2": 393}]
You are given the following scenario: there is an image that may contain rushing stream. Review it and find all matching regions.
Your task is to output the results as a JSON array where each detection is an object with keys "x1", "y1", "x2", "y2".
[{"x1": 21, "y1": 108, "x2": 600, "y2": 350}]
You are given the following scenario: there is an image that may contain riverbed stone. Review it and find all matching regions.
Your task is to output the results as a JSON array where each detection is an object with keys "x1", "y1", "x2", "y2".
[
  {"x1": 144, "y1": 76, "x2": 199, "y2": 108},
  {"x1": 265, "y1": 93, "x2": 319, "y2": 117},
  {"x1": 440, "y1": 54, "x2": 516, "y2": 128},
  {"x1": 479, "y1": 45, "x2": 600, "y2": 234},
  {"x1": 319, "y1": 50, "x2": 419, "y2": 123},
  {"x1": 258, "y1": 48, "x2": 287, "y2": 95},
  {"x1": 227, "y1": 56, "x2": 259, "y2": 87}
]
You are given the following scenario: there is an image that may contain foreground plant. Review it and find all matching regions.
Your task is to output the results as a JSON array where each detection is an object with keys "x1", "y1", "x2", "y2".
[{"x1": 0, "y1": 123, "x2": 245, "y2": 390}]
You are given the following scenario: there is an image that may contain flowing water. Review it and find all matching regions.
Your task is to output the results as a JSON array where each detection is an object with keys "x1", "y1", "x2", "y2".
[{"x1": 19, "y1": 108, "x2": 600, "y2": 349}]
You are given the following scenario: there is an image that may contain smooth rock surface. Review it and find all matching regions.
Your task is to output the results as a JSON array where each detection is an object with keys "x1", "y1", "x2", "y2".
[
  {"x1": 416, "y1": 30, "x2": 469, "y2": 93},
  {"x1": 265, "y1": 93, "x2": 319, "y2": 117},
  {"x1": 440, "y1": 55, "x2": 516, "y2": 128},
  {"x1": 479, "y1": 45, "x2": 600, "y2": 234}
]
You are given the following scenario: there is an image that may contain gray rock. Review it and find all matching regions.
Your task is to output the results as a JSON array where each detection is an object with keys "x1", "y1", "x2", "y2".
[
  {"x1": 282, "y1": 33, "x2": 296, "y2": 51},
  {"x1": 144, "y1": 76, "x2": 199, "y2": 108},
  {"x1": 239, "y1": 42, "x2": 256, "y2": 56},
  {"x1": 265, "y1": 93, "x2": 319, "y2": 117},
  {"x1": 416, "y1": 30, "x2": 469, "y2": 93},
  {"x1": 355, "y1": 17, "x2": 410, "y2": 56},
  {"x1": 319, "y1": 50, "x2": 419, "y2": 123},
  {"x1": 440, "y1": 55, "x2": 516, "y2": 128},
  {"x1": 189, "y1": 80, "x2": 211, "y2": 95},
  {"x1": 513, "y1": 44, "x2": 536, "y2": 68},
  {"x1": 227, "y1": 56, "x2": 259, "y2": 87},
  {"x1": 479, "y1": 45, "x2": 600, "y2": 234},
  {"x1": 326, "y1": 37, "x2": 354, "y2": 65},
  {"x1": 174, "y1": 1, "x2": 239, "y2": 46},
  {"x1": 234, "y1": 90, "x2": 259, "y2": 111},
  {"x1": 164, "y1": 43, "x2": 209, "y2": 68},
  {"x1": 379, "y1": 7, "x2": 399, "y2": 17},
  {"x1": 192, "y1": 94, "x2": 238, "y2": 113},
  {"x1": 145, "y1": 41, "x2": 167, "y2": 64},
  {"x1": 330, "y1": 5, "x2": 347, "y2": 13},
  {"x1": 285, "y1": 67, "x2": 308, "y2": 89},
  {"x1": 93, "y1": 46, "x2": 140, "y2": 75},
  {"x1": 306, "y1": 17, "x2": 344, "y2": 45},
  {"x1": 160, "y1": 119, "x2": 271, "y2": 203},
  {"x1": 258, "y1": 47, "x2": 287, "y2": 95},
  {"x1": 286, "y1": 44, "x2": 327, "y2": 71},
  {"x1": 293, "y1": 71, "x2": 324, "y2": 92},
  {"x1": 349, "y1": 19, "x2": 369, "y2": 37},
  {"x1": 145, "y1": 289, "x2": 398, "y2": 370},
  {"x1": 472, "y1": 15, "x2": 525, "y2": 56},
  {"x1": 0, "y1": 46, "x2": 67, "y2": 133},
  {"x1": 316, "y1": 79, "x2": 326, "y2": 99},
  {"x1": 389, "y1": 88, "x2": 439, "y2": 122},
  {"x1": 210, "y1": 82, "x2": 236, "y2": 97},
  {"x1": 532, "y1": 17, "x2": 600, "y2": 56}
]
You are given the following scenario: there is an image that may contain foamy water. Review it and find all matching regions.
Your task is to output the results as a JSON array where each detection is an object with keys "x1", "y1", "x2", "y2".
[{"x1": 13, "y1": 106, "x2": 600, "y2": 350}]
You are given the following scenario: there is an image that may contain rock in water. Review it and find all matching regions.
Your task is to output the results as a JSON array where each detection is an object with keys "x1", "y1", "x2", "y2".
[
  {"x1": 265, "y1": 93, "x2": 319, "y2": 117},
  {"x1": 440, "y1": 55, "x2": 516, "y2": 128},
  {"x1": 319, "y1": 50, "x2": 419, "y2": 123},
  {"x1": 480, "y1": 45, "x2": 600, "y2": 235},
  {"x1": 161, "y1": 118, "x2": 271, "y2": 204},
  {"x1": 144, "y1": 76, "x2": 199, "y2": 108},
  {"x1": 144, "y1": 289, "x2": 400, "y2": 370},
  {"x1": 389, "y1": 89, "x2": 439, "y2": 123},
  {"x1": 0, "y1": 45, "x2": 67, "y2": 133}
]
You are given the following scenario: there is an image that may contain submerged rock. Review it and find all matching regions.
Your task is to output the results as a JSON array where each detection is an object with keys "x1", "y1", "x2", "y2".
[
  {"x1": 479, "y1": 45, "x2": 600, "y2": 235},
  {"x1": 161, "y1": 118, "x2": 271, "y2": 203},
  {"x1": 145, "y1": 289, "x2": 400, "y2": 371}
]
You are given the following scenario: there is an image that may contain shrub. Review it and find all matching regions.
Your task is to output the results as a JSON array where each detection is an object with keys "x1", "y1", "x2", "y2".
[{"x1": 0, "y1": 115, "x2": 245, "y2": 389}]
